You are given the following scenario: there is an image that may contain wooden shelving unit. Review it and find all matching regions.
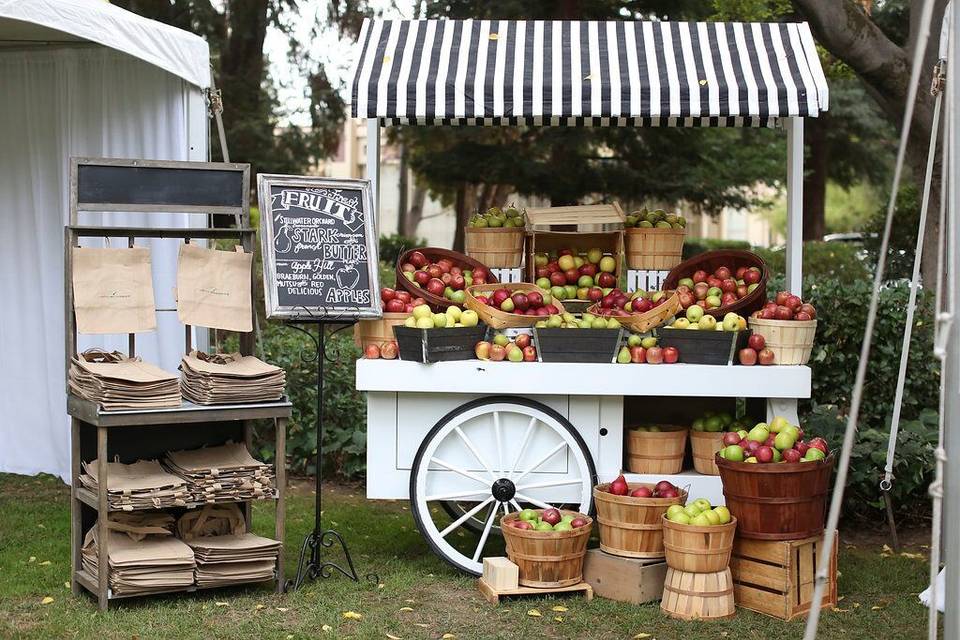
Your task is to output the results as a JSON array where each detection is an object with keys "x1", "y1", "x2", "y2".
[{"x1": 65, "y1": 158, "x2": 291, "y2": 609}]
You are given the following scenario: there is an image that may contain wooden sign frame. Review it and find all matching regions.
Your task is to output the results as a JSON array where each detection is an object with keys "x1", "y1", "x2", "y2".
[{"x1": 257, "y1": 174, "x2": 381, "y2": 320}]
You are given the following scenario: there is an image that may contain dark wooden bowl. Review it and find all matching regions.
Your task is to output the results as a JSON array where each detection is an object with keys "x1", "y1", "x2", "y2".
[
  {"x1": 662, "y1": 250, "x2": 768, "y2": 318},
  {"x1": 396, "y1": 247, "x2": 498, "y2": 309},
  {"x1": 715, "y1": 453, "x2": 834, "y2": 540}
]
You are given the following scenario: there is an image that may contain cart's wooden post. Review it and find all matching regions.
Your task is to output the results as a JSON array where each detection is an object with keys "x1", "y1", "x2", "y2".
[
  {"x1": 366, "y1": 119, "x2": 381, "y2": 236},
  {"x1": 785, "y1": 117, "x2": 804, "y2": 296},
  {"x1": 275, "y1": 416, "x2": 287, "y2": 592},
  {"x1": 70, "y1": 418, "x2": 81, "y2": 596},
  {"x1": 96, "y1": 426, "x2": 109, "y2": 611}
]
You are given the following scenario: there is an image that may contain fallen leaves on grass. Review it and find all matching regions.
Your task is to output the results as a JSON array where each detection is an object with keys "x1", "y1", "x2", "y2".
[
  {"x1": 254, "y1": 604, "x2": 266, "y2": 610},
  {"x1": 553, "y1": 616, "x2": 563, "y2": 622},
  {"x1": 40, "y1": 597, "x2": 54, "y2": 605},
  {"x1": 29, "y1": 556, "x2": 36, "y2": 563},
  {"x1": 832, "y1": 607, "x2": 850, "y2": 613},
  {"x1": 321, "y1": 625, "x2": 332, "y2": 632},
  {"x1": 215, "y1": 602, "x2": 229, "y2": 607},
  {"x1": 527, "y1": 609, "x2": 542, "y2": 617},
  {"x1": 901, "y1": 551, "x2": 925, "y2": 560},
  {"x1": 342, "y1": 611, "x2": 363, "y2": 620},
  {"x1": 441, "y1": 634, "x2": 456, "y2": 639},
  {"x1": 633, "y1": 634, "x2": 651, "y2": 639},
  {"x1": 39, "y1": 560, "x2": 51, "y2": 566},
  {"x1": 398, "y1": 607, "x2": 414, "y2": 612},
  {"x1": 386, "y1": 634, "x2": 401, "y2": 640},
  {"x1": 551, "y1": 606, "x2": 567, "y2": 612},
  {"x1": 276, "y1": 607, "x2": 289, "y2": 612}
]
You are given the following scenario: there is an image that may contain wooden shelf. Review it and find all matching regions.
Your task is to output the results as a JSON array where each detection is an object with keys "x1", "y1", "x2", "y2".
[
  {"x1": 75, "y1": 487, "x2": 278, "y2": 512},
  {"x1": 67, "y1": 395, "x2": 292, "y2": 427},
  {"x1": 74, "y1": 569, "x2": 275, "y2": 601}
]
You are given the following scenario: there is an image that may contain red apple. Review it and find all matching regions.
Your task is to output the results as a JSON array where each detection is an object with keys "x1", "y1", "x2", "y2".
[
  {"x1": 721, "y1": 292, "x2": 738, "y2": 306},
  {"x1": 678, "y1": 291, "x2": 696, "y2": 309},
  {"x1": 385, "y1": 299, "x2": 405, "y2": 313},
  {"x1": 527, "y1": 291, "x2": 544, "y2": 308},
  {"x1": 662, "y1": 346, "x2": 679, "y2": 364},
  {"x1": 381, "y1": 288, "x2": 396, "y2": 302},
  {"x1": 522, "y1": 346, "x2": 537, "y2": 361},
  {"x1": 380, "y1": 341, "x2": 398, "y2": 359},
  {"x1": 414, "y1": 270, "x2": 431, "y2": 286},
  {"x1": 775, "y1": 290, "x2": 791, "y2": 306},
  {"x1": 743, "y1": 268, "x2": 761, "y2": 285},
  {"x1": 514, "y1": 334, "x2": 531, "y2": 349},
  {"x1": 475, "y1": 295, "x2": 489, "y2": 306},
  {"x1": 756, "y1": 446, "x2": 774, "y2": 463},
  {"x1": 785, "y1": 295, "x2": 803, "y2": 311},
  {"x1": 748, "y1": 334, "x2": 765, "y2": 351},
  {"x1": 630, "y1": 346, "x2": 647, "y2": 363},
  {"x1": 631, "y1": 486, "x2": 654, "y2": 498},
  {"x1": 588, "y1": 287, "x2": 604, "y2": 302},
  {"x1": 608, "y1": 474, "x2": 629, "y2": 496},
  {"x1": 579, "y1": 263, "x2": 598, "y2": 277},
  {"x1": 759, "y1": 307, "x2": 776, "y2": 320},
  {"x1": 535, "y1": 266, "x2": 550, "y2": 279},
  {"x1": 546, "y1": 261, "x2": 560, "y2": 274},
  {"x1": 512, "y1": 293, "x2": 530, "y2": 311},
  {"x1": 364, "y1": 343, "x2": 381, "y2": 359},
  {"x1": 401, "y1": 262, "x2": 416, "y2": 273},
  {"x1": 490, "y1": 344, "x2": 506, "y2": 361},
  {"x1": 475, "y1": 341, "x2": 491, "y2": 360},
  {"x1": 646, "y1": 347, "x2": 663, "y2": 364},
  {"x1": 571, "y1": 517, "x2": 589, "y2": 528},
  {"x1": 451, "y1": 274, "x2": 466, "y2": 290},
  {"x1": 808, "y1": 437, "x2": 830, "y2": 455},
  {"x1": 758, "y1": 348, "x2": 776, "y2": 365},
  {"x1": 597, "y1": 272, "x2": 617, "y2": 288},
  {"x1": 715, "y1": 266, "x2": 732, "y2": 280},
  {"x1": 782, "y1": 448, "x2": 802, "y2": 463},
  {"x1": 736, "y1": 285, "x2": 749, "y2": 298},
  {"x1": 440, "y1": 272, "x2": 453, "y2": 286},
  {"x1": 658, "y1": 488, "x2": 679, "y2": 498},
  {"x1": 409, "y1": 251, "x2": 428, "y2": 268},
  {"x1": 795, "y1": 311, "x2": 813, "y2": 321},
  {"x1": 775, "y1": 305, "x2": 794, "y2": 320},
  {"x1": 655, "y1": 480, "x2": 676, "y2": 493},
  {"x1": 549, "y1": 271, "x2": 567, "y2": 287},
  {"x1": 738, "y1": 348, "x2": 757, "y2": 366},
  {"x1": 426, "y1": 278, "x2": 446, "y2": 296},
  {"x1": 513, "y1": 520, "x2": 533, "y2": 530},
  {"x1": 692, "y1": 269, "x2": 708, "y2": 283},
  {"x1": 795, "y1": 441, "x2": 810, "y2": 457},
  {"x1": 564, "y1": 268, "x2": 580, "y2": 284},
  {"x1": 735, "y1": 266, "x2": 748, "y2": 280},
  {"x1": 798, "y1": 303, "x2": 817, "y2": 319},
  {"x1": 491, "y1": 289, "x2": 511, "y2": 307},
  {"x1": 694, "y1": 282, "x2": 709, "y2": 300},
  {"x1": 707, "y1": 276, "x2": 723, "y2": 289},
  {"x1": 427, "y1": 265, "x2": 442, "y2": 279},
  {"x1": 722, "y1": 432, "x2": 742, "y2": 446},
  {"x1": 396, "y1": 291, "x2": 412, "y2": 303}
]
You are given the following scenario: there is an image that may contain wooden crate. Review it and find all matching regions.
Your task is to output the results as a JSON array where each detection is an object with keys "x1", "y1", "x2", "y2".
[
  {"x1": 477, "y1": 578, "x2": 593, "y2": 605},
  {"x1": 525, "y1": 204, "x2": 625, "y2": 282},
  {"x1": 581, "y1": 549, "x2": 667, "y2": 604},
  {"x1": 729, "y1": 532, "x2": 838, "y2": 621},
  {"x1": 483, "y1": 557, "x2": 519, "y2": 591}
]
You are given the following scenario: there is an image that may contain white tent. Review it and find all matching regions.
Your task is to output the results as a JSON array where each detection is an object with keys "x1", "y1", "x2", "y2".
[{"x1": 0, "y1": 0, "x2": 211, "y2": 480}]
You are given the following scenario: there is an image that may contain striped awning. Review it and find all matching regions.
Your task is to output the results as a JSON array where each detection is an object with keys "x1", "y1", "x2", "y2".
[{"x1": 350, "y1": 19, "x2": 829, "y2": 128}]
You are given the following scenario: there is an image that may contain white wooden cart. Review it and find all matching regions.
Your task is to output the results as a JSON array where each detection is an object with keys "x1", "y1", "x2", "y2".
[{"x1": 350, "y1": 17, "x2": 828, "y2": 575}]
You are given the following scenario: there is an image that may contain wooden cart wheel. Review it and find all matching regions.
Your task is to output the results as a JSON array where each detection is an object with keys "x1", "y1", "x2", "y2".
[{"x1": 409, "y1": 396, "x2": 597, "y2": 575}]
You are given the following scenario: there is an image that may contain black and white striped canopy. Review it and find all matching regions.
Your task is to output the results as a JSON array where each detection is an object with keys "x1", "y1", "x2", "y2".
[{"x1": 350, "y1": 19, "x2": 829, "y2": 128}]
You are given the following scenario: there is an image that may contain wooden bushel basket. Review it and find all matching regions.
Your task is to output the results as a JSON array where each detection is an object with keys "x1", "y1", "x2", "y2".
[
  {"x1": 464, "y1": 227, "x2": 525, "y2": 268},
  {"x1": 661, "y1": 515, "x2": 737, "y2": 572},
  {"x1": 661, "y1": 567, "x2": 736, "y2": 621},
  {"x1": 501, "y1": 510, "x2": 592, "y2": 588},
  {"x1": 354, "y1": 312, "x2": 409, "y2": 349},
  {"x1": 747, "y1": 317, "x2": 817, "y2": 365},
  {"x1": 689, "y1": 431, "x2": 724, "y2": 475},
  {"x1": 626, "y1": 427, "x2": 688, "y2": 474},
  {"x1": 716, "y1": 454, "x2": 834, "y2": 540},
  {"x1": 624, "y1": 227, "x2": 685, "y2": 270},
  {"x1": 463, "y1": 283, "x2": 567, "y2": 330},
  {"x1": 593, "y1": 483, "x2": 687, "y2": 559}
]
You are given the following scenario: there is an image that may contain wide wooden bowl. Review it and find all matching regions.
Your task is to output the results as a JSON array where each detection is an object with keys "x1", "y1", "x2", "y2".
[
  {"x1": 663, "y1": 250, "x2": 768, "y2": 318},
  {"x1": 464, "y1": 283, "x2": 567, "y2": 330},
  {"x1": 396, "y1": 247, "x2": 498, "y2": 310},
  {"x1": 586, "y1": 291, "x2": 680, "y2": 334}
]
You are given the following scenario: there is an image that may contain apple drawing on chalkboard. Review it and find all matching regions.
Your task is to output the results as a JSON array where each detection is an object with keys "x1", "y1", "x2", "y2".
[{"x1": 336, "y1": 264, "x2": 360, "y2": 289}]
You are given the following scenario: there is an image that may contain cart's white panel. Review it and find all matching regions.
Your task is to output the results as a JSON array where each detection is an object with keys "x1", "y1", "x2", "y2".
[{"x1": 627, "y1": 269, "x2": 669, "y2": 292}]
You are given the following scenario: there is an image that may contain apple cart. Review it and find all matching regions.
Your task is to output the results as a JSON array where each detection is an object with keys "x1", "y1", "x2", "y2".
[{"x1": 350, "y1": 17, "x2": 828, "y2": 575}]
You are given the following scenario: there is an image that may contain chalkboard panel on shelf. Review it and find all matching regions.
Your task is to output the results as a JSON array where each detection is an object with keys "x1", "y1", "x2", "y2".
[{"x1": 257, "y1": 175, "x2": 381, "y2": 320}]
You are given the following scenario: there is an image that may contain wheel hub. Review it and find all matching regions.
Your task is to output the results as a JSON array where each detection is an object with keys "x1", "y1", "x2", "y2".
[{"x1": 491, "y1": 478, "x2": 516, "y2": 502}]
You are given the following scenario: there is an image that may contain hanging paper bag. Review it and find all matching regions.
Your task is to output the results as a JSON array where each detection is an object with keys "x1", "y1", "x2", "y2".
[
  {"x1": 72, "y1": 247, "x2": 156, "y2": 334},
  {"x1": 176, "y1": 244, "x2": 253, "y2": 332}
]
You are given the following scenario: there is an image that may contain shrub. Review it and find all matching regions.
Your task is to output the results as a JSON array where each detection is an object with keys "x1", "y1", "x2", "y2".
[
  {"x1": 756, "y1": 241, "x2": 870, "y2": 285},
  {"x1": 380, "y1": 233, "x2": 428, "y2": 267},
  {"x1": 682, "y1": 238, "x2": 750, "y2": 259}
]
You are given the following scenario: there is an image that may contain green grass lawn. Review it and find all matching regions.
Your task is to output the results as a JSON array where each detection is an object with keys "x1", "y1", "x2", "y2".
[{"x1": 0, "y1": 473, "x2": 938, "y2": 640}]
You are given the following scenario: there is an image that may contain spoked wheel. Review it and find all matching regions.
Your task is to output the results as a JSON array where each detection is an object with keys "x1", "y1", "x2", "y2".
[{"x1": 410, "y1": 396, "x2": 596, "y2": 575}]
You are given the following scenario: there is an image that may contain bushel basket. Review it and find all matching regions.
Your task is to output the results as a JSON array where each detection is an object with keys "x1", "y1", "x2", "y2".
[
  {"x1": 624, "y1": 226, "x2": 685, "y2": 270},
  {"x1": 354, "y1": 313, "x2": 409, "y2": 349},
  {"x1": 716, "y1": 454, "x2": 834, "y2": 540},
  {"x1": 626, "y1": 427, "x2": 688, "y2": 474},
  {"x1": 661, "y1": 568, "x2": 737, "y2": 621},
  {"x1": 689, "y1": 430, "x2": 724, "y2": 475},
  {"x1": 661, "y1": 515, "x2": 737, "y2": 572},
  {"x1": 464, "y1": 226, "x2": 525, "y2": 268},
  {"x1": 748, "y1": 317, "x2": 817, "y2": 365},
  {"x1": 593, "y1": 483, "x2": 687, "y2": 559},
  {"x1": 501, "y1": 510, "x2": 592, "y2": 588},
  {"x1": 663, "y1": 250, "x2": 768, "y2": 318}
]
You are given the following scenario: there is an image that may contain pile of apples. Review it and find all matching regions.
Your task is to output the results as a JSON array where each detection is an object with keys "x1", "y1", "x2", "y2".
[
  {"x1": 617, "y1": 334, "x2": 678, "y2": 364},
  {"x1": 533, "y1": 248, "x2": 619, "y2": 302},
  {"x1": 533, "y1": 311, "x2": 619, "y2": 329},
  {"x1": 400, "y1": 251, "x2": 490, "y2": 305},
  {"x1": 675, "y1": 264, "x2": 762, "y2": 311},
  {"x1": 665, "y1": 498, "x2": 732, "y2": 526},
  {"x1": 691, "y1": 411, "x2": 737, "y2": 433},
  {"x1": 592, "y1": 288, "x2": 674, "y2": 318},
  {"x1": 667, "y1": 307, "x2": 746, "y2": 331},
  {"x1": 508, "y1": 507, "x2": 589, "y2": 532},
  {"x1": 474, "y1": 288, "x2": 561, "y2": 317},
  {"x1": 475, "y1": 333, "x2": 537, "y2": 362},
  {"x1": 402, "y1": 304, "x2": 480, "y2": 329},
  {"x1": 737, "y1": 333, "x2": 775, "y2": 366},
  {"x1": 752, "y1": 291, "x2": 817, "y2": 321},
  {"x1": 624, "y1": 207, "x2": 687, "y2": 230},
  {"x1": 379, "y1": 287, "x2": 426, "y2": 314},
  {"x1": 363, "y1": 341, "x2": 398, "y2": 359},
  {"x1": 718, "y1": 416, "x2": 830, "y2": 464},
  {"x1": 467, "y1": 205, "x2": 526, "y2": 228},
  {"x1": 604, "y1": 474, "x2": 682, "y2": 499}
]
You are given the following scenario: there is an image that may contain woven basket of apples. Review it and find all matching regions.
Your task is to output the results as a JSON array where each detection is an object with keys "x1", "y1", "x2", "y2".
[
  {"x1": 747, "y1": 291, "x2": 818, "y2": 365},
  {"x1": 463, "y1": 283, "x2": 567, "y2": 329},
  {"x1": 661, "y1": 497, "x2": 737, "y2": 572},
  {"x1": 663, "y1": 249, "x2": 768, "y2": 319},
  {"x1": 501, "y1": 508, "x2": 592, "y2": 588},
  {"x1": 586, "y1": 288, "x2": 680, "y2": 334},
  {"x1": 715, "y1": 416, "x2": 834, "y2": 540},
  {"x1": 593, "y1": 476, "x2": 686, "y2": 559},
  {"x1": 396, "y1": 248, "x2": 498, "y2": 310}
]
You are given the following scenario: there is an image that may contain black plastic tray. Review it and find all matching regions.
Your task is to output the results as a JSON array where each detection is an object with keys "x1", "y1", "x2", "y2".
[
  {"x1": 393, "y1": 324, "x2": 489, "y2": 363},
  {"x1": 533, "y1": 327, "x2": 623, "y2": 363},
  {"x1": 656, "y1": 328, "x2": 751, "y2": 365}
]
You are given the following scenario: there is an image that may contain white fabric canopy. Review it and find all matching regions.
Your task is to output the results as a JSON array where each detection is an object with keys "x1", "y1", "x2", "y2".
[
  {"x1": 0, "y1": 9, "x2": 209, "y2": 481},
  {"x1": 0, "y1": 0, "x2": 210, "y2": 88}
]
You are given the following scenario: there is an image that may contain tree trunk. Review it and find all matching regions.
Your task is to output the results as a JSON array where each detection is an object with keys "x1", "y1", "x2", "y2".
[
  {"x1": 803, "y1": 116, "x2": 828, "y2": 240},
  {"x1": 452, "y1": 184, "x2": 477, "y2": 253},
  {"x1": 403, "y1": 184, "x2": 427, "y2": 238},
  {"x1": 397, "y1": 145, "x2": 408, "y2": 236}
]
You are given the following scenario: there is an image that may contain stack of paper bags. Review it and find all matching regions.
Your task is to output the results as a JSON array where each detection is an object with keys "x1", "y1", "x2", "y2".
[
  {"x1": 81, "y1": 512, "x2": 195, "y2": 596},
  {"x1": 163, "y1": 443, "x2": 275, "y2": 504},
  {"x1": 70, "y1": 350, "x2": 180, "y2": 410},
  {"x1": 179, "y1": 351, "x2": 285, "y2": 405},
  {"x1": 177, "y1": 505, "x2": 280, "y2": 588},
  {"x1": 79, "y1": 459, "x2": 190, "y2": 511}
]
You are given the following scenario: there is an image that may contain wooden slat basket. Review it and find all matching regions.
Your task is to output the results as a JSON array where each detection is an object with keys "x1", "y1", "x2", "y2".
[
  {"x1": 661, "y1": 515, "x2": 737, "y2": 572},
  {"x1": 689, "y1": 430, "x2": 724, "y2": 475},
  {"x1": 747, "y1": 317, "x2": 817, "y2": 365},
  {"x1": 354, "y1": 312, "x2": 409, "y2": 349},
  {"x1": 586, "y1": 291, "x2": 680, "y2": 334},
  {"x1": 501, "y1": 510, "x2": 592, "y2": 588},
  {"x1": 593, "y1": 483, "x2": 687, "y2": 559},
  {"x1": 464, "y1": 227, "x2": 525, "y2": 268},
  {"x1": 463, "y1": 283, "x2": 567, "y2": 330},
  {"x1": 661, "y1": 567, "x2": 737, "y2": 621},
  {"x1": 626, "y1": 426, "x2": 688, "y2": 474},
  {"x1": 624, "y1": 227, "x2": 685, "y2": 270}
]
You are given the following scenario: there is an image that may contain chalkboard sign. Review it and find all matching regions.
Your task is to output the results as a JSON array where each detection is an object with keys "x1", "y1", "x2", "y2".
[
  {"x1": 257, "y1": 175, "x2": 381, "y2": 320},
  {"x1": 77, "y1": 164, "x2": 245, "y2": 209}
]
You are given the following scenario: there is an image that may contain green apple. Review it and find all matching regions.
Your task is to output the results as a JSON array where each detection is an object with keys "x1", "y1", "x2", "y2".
[
  {"x1": 702, "y1": 509, "x2": 721, "y2": 525},
  {"x1": 432, "y1": 313, "x2": 448, "y2": 328},
  {"x1": 686, "y1": 323, "x2": 700, "y2": 330},
  {"x1": 713, "y1": 506, "x2": 731, "y2": 524},
  {"x1": 692, "y1": 498, "x2": 712, "y2": 512},
  {"x1": 500, "y1": 298, "x2": 515, "y2": 312},
  {"x1": 404, "y1": 316, "x2": 417, "y2": 328},
  {"x1": 450, "y1": 290, "x2": 466, "y2": 304},
  {"x1": 707, "y1": 286, "x2": 722, "y2": 298},
  {"x1": 444, "y1": 286, "x2": 455, "y2": 299},
  {"x1": 446, "y1": 306, "x2": 462, "y2": 322},
  {"x1": 706, "y1": 295, "x2": 722, "y2": 308},
  {"x1": 536, "y1": 277, "x2": 552, "y2": 290},
  {"x1": 551, "y1": 286, "x2": 567, "y2": 300},
  {"x1": 535, "y1": 320, "x2": 548, "y2": 328},
  {"x1": 412, "y1": 304, "x2": 433, "y2": 320},
  {"x1": 691, "y1": 418, "x2": 705, "y2": 432},
  {"x1": 561, "y1": 514, "x2": 575, "y2": 524},
  {"x1": 683, "y1": 504, "x2": 702, "y2": 518},
  {"x1": 666, "y1": 505, "x2": 686, "y2": 519},
  {"x1": 519, "y1": 509, "x2": 538, "y2": 522},
  {"x1": 668, "y1": 511, "x2": 691, "y2": 525},
  {"x1": 599, "y1": 256, "x2": 617, "y2": 273},
  {"x1": 673, "y1": 317, "x2": 691, "y2": 329},
  {"x1": 704, "y1": 416, "x2": 724, "y2": 432},
  {"x1": 403, "y1": 271, "x2": 415, "y2": 282},
  {"x1": 617, "y1": 346, "x2": 631, "y2": 364},
  {"x1": 745, "y1": 456, "x2": 758, "y2": 463},
  {"x1": 737, "y1": 429, "x2": 749, "y2": 440},
  {"x1": 774, "y1": 431, "x2": 797, "y2": 451},
  {"x1": 564, "y1": 285, "x2": 578, "y2": 300},
  {"x1": 723, "y1": 445, "x2": 745, "y2": 462},
  {"x1": 535, "y1": 521, "x2": 554, "y2": 532},
  {"x1": 416, "y1": 316, "x2": 434, "y2": 329},
  {"x1": 641, "y1": 336, "x2": 657, "y2": 349},
  {"x1": 541, "y1": 291, "x2": 553, "y2": 305},
  {"x1": 546, "y1": 314, "x2": 563, "y2": 328},
  {"x1": 699, "y1": 314, "x2": 718, "y2": 330},
  {"x1": 627, "y1": 334, "x2": 643, "y2": 347},
  {"x1": 578, "y1": 275, "x2": 594, "y2": 288},
  {"x1": 460, "y1": 310, "x2": 479, "y2": 327},
  {"x1": 804, "y1": 447, "x2": 826, "y2": 461},
  {"x1": 747, "y1": 424, "x2": 770, "y2": 442},
  {"x1": 769, "y1": 416, "x2": 792, "y2": 433},
  {"x1": 722, "y1": 313, "x2": 740, "y2": 331},
  {"x1": 747, "y1": 283, "x2": 759, "y2": 293},
  {"x1": 772, "y1": 447, "x2": 783, "y2": 462},
  {"x1": 594, "y1": 317, "x2": 611, "y2": 329},
  {"x1": 507, "y1": 346, "x2": 524, "y2": 362},
  {"x1": 587, "y1": 247, "x2": 603, "y2": 264},
  {"x1": 573, "y1": 256, "x2": 585, "y2": 269},
  {"x1": 493, "y1": 334, "x2": 510, "y2": 347},
  {"x1": 686, "y1": 305, "x2": 704, "y2": 323},
  {"x1": 606, "y1": 318, "x2": 621, "y2": 329},
  {"x1": 558, "y1": 254, "x2": 576, "y2": 271},
  {"x1": 553, "y1": 522, "x2": 573, "y2": 531},
  {"x1": 691, "y1": 513, "x2": 712, "y2": 526},
  {"x1": 679, "y1": 277, "x2": 695, "y2": 288}
]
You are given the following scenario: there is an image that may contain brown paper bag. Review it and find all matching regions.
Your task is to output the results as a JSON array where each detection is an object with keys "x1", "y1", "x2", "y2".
[
  {"x1": 176, "y1": 244, "x2": 252, "y2": 332},
  {"x1": 72, "y1": 247, "x2": 156, "y2": 334}
]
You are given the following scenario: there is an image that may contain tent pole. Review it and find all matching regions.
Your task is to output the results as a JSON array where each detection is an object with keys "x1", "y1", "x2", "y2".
[
  {"x1": 785, "y1": 117, "x2": 804, "y2": 295},
  {"x1": 366, "y1": 119, "x2": 381, "y2": 237},
  {"x1": 944, "y1": 11, "x2": 960, "y2": 635}
]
